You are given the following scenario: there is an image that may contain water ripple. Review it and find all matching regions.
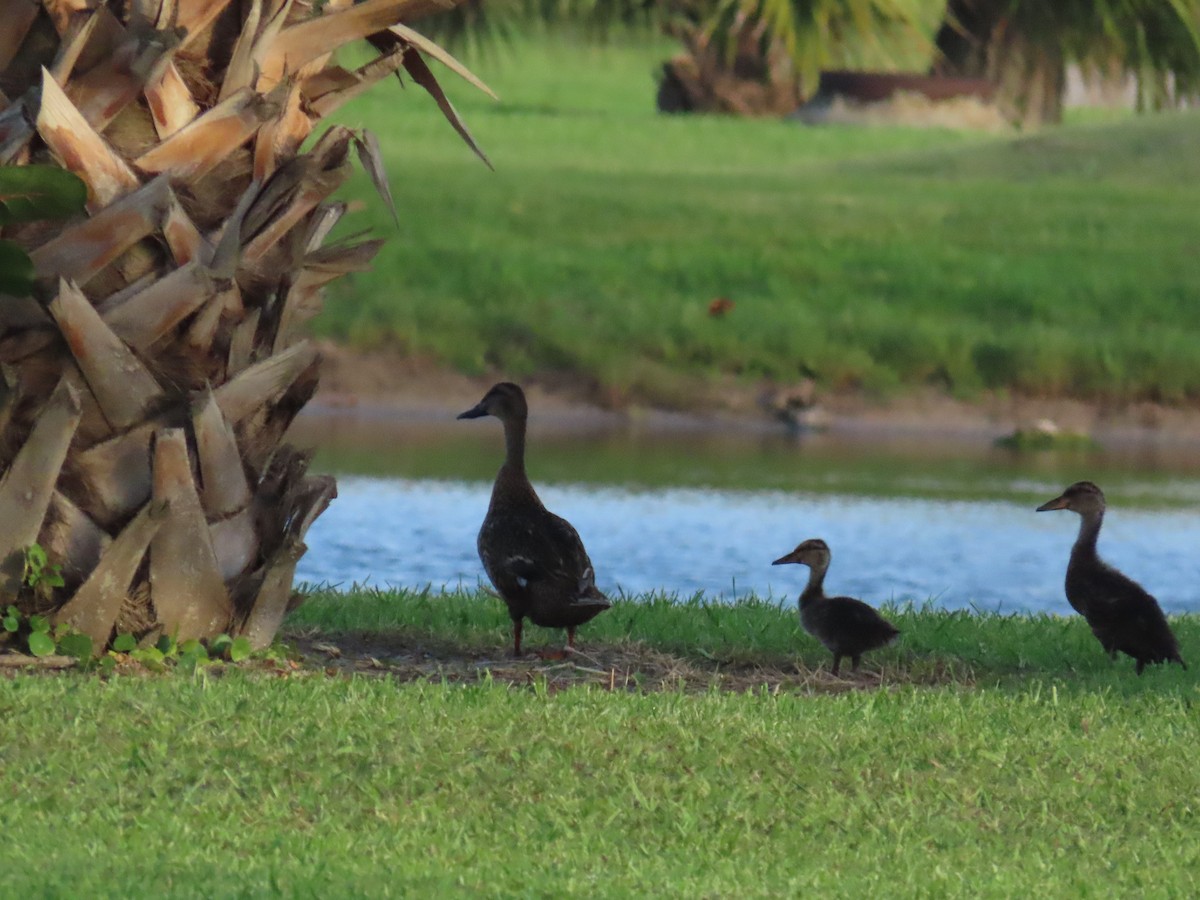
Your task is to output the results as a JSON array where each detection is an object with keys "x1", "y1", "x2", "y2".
[{"x1": 298, "y1": 477, "x2": 1200, "y2": 614}]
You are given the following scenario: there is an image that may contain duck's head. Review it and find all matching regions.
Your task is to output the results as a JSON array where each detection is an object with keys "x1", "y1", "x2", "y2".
[
  {"x1": 772, "y1": 538, "x2": 831, "y2": 570},
  {"x1": 1036, "y1": 480, "x2": 1106, "y2": 516},
  {"x1": 457, "y1": 382, "x2": 528, "y2": 423}
]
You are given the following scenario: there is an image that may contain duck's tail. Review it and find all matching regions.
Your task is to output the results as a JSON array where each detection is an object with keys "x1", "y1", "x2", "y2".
[{"x1": 576, "y1": 568, "x2": 612, "y2": 609}]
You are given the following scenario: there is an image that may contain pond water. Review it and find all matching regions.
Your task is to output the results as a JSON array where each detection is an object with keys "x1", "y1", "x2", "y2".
[{"x1": 290, "y1": 409, "x2": 1200, "y2": 614}]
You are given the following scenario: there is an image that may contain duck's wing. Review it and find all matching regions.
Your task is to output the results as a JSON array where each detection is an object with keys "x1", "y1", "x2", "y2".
[
  {"x1": 481, "y1": 508, "x2": 606, "y2": 603},
  {"x1": 806, "y1": 596, "x2": 899, "y2": 650},
  {"x1": 1074, "y1": 564, "x2": 1183, "y2": 662}
]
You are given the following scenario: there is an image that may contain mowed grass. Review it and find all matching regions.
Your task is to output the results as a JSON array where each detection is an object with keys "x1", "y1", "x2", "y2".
[
  {"x1": 3, "y1": 591, "x2": 1200, "y2": 897},
  {"x1": 315, "y1": 34, "x2": 1200, "y2": 406}
]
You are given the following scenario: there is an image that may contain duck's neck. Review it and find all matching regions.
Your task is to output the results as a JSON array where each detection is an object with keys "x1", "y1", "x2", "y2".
[
  {"x1": 1070, "y1": 509, "x2": 1103, "y2": 562},
  {"x1": 491, "y1": 414, "x2": 541, "y2": 508},
  {"x1": 799, "y1": 565, "x2": 827, "y2": 608},
  {"x1": 502, "y1": 413, "x2": 527, "y2": 473}
]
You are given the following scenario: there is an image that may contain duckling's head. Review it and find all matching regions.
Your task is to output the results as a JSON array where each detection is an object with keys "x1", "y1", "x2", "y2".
[
  {"x1": 457, "y1": 382, "x2": 528, "y2": 423},
  {"x1": 772, "y1": 538, "x2": 831, "y2": 570},
  {"x1": 1036, "y1": 480, "x2": 1106, "y2": 516}
]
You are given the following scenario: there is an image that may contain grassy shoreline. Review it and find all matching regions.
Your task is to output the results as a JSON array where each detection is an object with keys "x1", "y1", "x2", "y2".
[
  {"x1": 4, "y1": 591, "x2": 1198, "y2": 895},
  {"x1": 288, "y1": 587, "x2": 1197, "y2": 688}
]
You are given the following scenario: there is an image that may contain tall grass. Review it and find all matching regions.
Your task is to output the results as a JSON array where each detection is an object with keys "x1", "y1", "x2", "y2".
[{"x1": 316, "y1": 35, "x2": 1200, "y2": 406}]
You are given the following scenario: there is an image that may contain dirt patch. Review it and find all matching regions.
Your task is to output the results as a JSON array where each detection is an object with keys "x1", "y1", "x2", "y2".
[
  {"x1": 284, "y1": 629, "x2": 972, "y2": 695},
  {"x1": 0, "y1": 633, "x2": 972, "y2": 693}
]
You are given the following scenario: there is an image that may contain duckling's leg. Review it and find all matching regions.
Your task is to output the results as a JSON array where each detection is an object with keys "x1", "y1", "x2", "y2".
[
  {"x1": 830, "y1": 655, "x2": 842, "y2": 676},
  {"x1": 567, "y1": 627, "x2": 577, "y2": 649},
  {"x1": 1135, "y1": 658, "x2": 1146, "y2": 676},
  {"x1": 851, "y1": 654, "x2": 862, "y2": 672},
  {"x1": 512, "y1": 619, "x2": 524, "y2": 657}
]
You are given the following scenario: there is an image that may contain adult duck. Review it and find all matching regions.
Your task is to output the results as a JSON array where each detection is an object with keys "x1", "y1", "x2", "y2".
[
  {"x1": 1037, "y1": 480, "x2": 1186, "y2": 675},
  {"x1": 772, "y1": 538, "x2": 899, "y2": 675},
  {"x1": 458, "y1": 382, "x2": 610, "y2": 657}
]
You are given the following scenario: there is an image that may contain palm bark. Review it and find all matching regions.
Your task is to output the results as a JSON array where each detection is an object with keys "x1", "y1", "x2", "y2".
[{"x1": 0, "y1": 0, "x2": 485, "y2": 650}]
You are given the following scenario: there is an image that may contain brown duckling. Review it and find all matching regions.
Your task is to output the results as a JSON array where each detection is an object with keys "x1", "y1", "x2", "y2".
[
  {"x1": 459, "y1": 382, "x2": 611, "y2": 657},
  {"x1": 772, "y1": 538, "x2": 899, "y2": 675},
  {"x1": 1037, "y1": 481, "x2": 1186, "y2": 675}
]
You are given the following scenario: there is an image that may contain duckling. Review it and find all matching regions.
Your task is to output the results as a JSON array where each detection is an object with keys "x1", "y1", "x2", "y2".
[
  {"x1": 772, "y1": 538, "x2": 899, "y2": 675},
  {"x1": 1037, "y1": 481, "x2": 1186, "y2": 675},
  {"x1": 458, "y1": 382, "x2": 611, "y2": 657}
]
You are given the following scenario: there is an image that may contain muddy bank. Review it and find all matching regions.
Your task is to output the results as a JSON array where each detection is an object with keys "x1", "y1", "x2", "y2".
[{"x1": 311, "y1": 340, "x2": 1200, "y2": 447}]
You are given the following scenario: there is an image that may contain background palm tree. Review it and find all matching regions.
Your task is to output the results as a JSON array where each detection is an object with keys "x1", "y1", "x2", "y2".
[
  {"x1": 931, "y1": 0, "x2": 1200, "y2": 125},
  {"x1": 426, "y1": 0, "x2": 1200, "y2": 122},
  {"x1": 0, "y1": 0, "x2": 485, "y2": 654}
]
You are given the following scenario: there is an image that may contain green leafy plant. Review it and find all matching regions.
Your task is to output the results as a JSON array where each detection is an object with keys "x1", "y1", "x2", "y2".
[
  {"x1": 1, "y1": 603, "x2": 92, "y2": 661},
  {"x1": 102, "y1": 631, "x2": 259, "y2": 674},
  {"x1": 0, "y1": 165, "x2": 87, "y2": 296},
  {"x1": 22, "y1": 544, "x2": 65, "y2": 602}
]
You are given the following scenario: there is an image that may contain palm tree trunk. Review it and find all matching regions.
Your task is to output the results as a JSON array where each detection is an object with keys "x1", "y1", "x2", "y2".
[
  {"x1": 932, "y1": 0, "x2": 1064, "y2": 126},
  {"x1": 0, "y1": 0, "x2": 485, "y2": 652}
]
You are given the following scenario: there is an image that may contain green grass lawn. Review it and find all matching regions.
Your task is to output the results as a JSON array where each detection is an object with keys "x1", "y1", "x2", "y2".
[
  {"x1": 313, "y1": 33, "x2": 1200, "y2": 408},
  {"x1": 4, "y1": 591, "x2": 1198, "y2": 896}
]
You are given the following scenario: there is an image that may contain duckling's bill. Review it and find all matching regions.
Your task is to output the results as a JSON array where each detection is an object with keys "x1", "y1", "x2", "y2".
[{"x1": 1036, "y1": 494, "x2": 1069, "y2": 512}]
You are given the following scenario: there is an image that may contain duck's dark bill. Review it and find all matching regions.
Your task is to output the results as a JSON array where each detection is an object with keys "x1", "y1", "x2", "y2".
[
  {"x1": 1036, "y1": 496, "x2": 1068, "y2": 512},
  {"x1": 771, "y1": 554, "x2": 794, "y2": 566},
  {"x1": 457, "y1": 404, "x2": 488, "y2": 419}
]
